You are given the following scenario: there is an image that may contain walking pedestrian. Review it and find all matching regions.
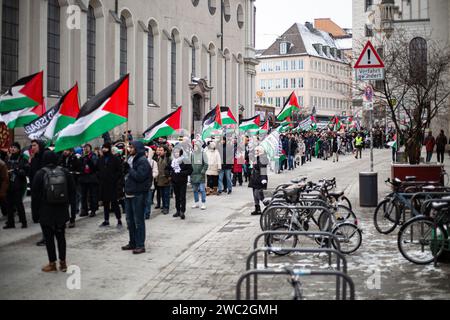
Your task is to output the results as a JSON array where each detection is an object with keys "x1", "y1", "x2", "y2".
[
  {"x1": 122, "y1": 141, "x2": 151, "y2": 255},
  {"x1": 298, "y1": 138, "x2": 306, "y2": 166},
  {"x1": 355, "y1": 134, "x2": 363, "y2": 159},
  {"x1": 436, "y1": 130, "x2": 447, "y2": 164},
  {"x1": 98, "y1": 142, "x2": 123, "y2": 228},
  {"x1": 168, "y1": 148, "x2": 193, "y2": 220},
  {"x1": 332, "y1": 134, "x2": 340, "y2": 163},
  {"x1": 191, "y1": 140, "x2": 208, "y2": 210},
  {"x1": 4, "y1": 142, "x2": 28, "y2": 229},
  {"x1": 424, "y1": 131, "x2": 436, "y2": 163},
  {"x1": 31, "y1": 151, "x2": 75, "y2": 273},
  {"x1": 287, "y1": 134, "x2": 298, "y2": 170}
]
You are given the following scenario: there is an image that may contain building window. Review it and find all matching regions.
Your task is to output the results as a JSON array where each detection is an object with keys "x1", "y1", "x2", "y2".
[
  {"x1": 275, "y1": 97, "x2": 281, "y2": 108},
  {"x1": 291, "y1": 60, "x2": 297, "y2": 70},
  {"x1": 192, "y1": 45, "x2": 196, "y2": 78},
  {"x1": 283, "y1": 78, "x2": 289, "y2": 89},
  {"x1": 223, "y1": 0, "x2": 231, "y2": 22},
  {"x1": 409, "y1": 37, "x2": 428, "y2": 85},
  {"x1": 208, "y1": 0, "x2": 216, "y2": 15},
  {"x1": 171, "y1": 33, "x2": 177, "y2": 107},
  {"x1": 298, "y1": 78, "x2": 304, "y2": 88},
  {"x1": 275, "y1": 79, "x2": 281, "y2": 89},
  {"x1": 148, "y1": 25, "x2": 154, "y2": 104},
  {"x1": 1, "y1": 0, "x2": 19, "y2": 92},
  {"x1": 87, "y1": 5, "x2": 96, "y2": 98},
  {"x1": 260, "y1": 80, "x2": 266, "y2": 90},
  {"x1": 283, "y1": 60, "x2": 289, "y2": 71},
  {"x1": 280, "y1": 42, "x2": 287, "y2": 55},
  {"x1": 120, "y1": 15, "x2": 128, "y2": 77},
  {"x1": 365, "y1": 0, "x2": 373, "y2": 12},
  {"x1": 290, "y1": 78, "x2": 296, "y2": 89},
  {"x1": 298, "y1": 59, "x2": 304, "y2": 70},
  {"x1": 275, "y1": 61, "x2": 281, "y2": 71},
  {"x1": 237, "y1": 4, "x2": 244, "y2": 29},
  {"x1": 192, "y1": 0, "x2": 199, "y2": 7},
  {"x1": 365, "y1": 24, "x2": 373, "y2": 37},
  {"x1": 47, "y1": 0, "x2": 60, "y2": 95}
]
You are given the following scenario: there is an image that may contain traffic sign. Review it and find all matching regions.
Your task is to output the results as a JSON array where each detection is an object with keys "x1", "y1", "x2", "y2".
[
  {"x1": 354, "y1": 41, "x2": 385, "y2": 69},
  {"x1": 356, "y1": 68, "x2": 385, "y2": 81}
]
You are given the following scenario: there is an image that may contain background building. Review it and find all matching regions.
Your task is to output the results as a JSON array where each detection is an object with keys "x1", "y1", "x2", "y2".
[
  {"x1": 255, "y1": 20, "x2": 353, "y2": 121},
  {"x1": 0, "y1": 0, "x2": 258, "y2": 142},
  {"x1": 352, "y1": 0, "x2": 450, "y2": 134}
]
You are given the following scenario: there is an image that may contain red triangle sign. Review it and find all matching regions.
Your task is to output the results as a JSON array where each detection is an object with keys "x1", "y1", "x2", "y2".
[{"x1": 354, "y1": 41, "x2": 385, "y2": 69}]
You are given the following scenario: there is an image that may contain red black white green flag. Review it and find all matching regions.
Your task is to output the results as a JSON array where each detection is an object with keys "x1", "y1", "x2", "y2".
[
  {"x1": 276, "y1": 92, "x2": 300, "y2": 121},
  {"x1": 143, "y1": 107, "x2": 182, "y2": 142},
  {"x1": 54, "y1": 75, "x2": 129, "y2": 152},
  {"x1": 0, "y1": 71, "x2": 44, "y2": 113},
  {"x1": 202, "y1": 105, "x2": 223, "y2": 139}
]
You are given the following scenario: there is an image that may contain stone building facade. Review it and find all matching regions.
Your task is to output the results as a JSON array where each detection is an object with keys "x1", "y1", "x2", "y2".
[{"x1": 0, "y1": 0, "x2": 258, "y2": 141}]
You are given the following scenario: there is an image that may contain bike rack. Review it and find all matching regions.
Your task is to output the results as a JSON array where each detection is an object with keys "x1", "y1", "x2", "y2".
[
  {"x1": 246, "y1": 245, "x2": 348, "y2": 301},
  {"x1": 236, "y1": 268, "x2": 355, "y2": 300}
]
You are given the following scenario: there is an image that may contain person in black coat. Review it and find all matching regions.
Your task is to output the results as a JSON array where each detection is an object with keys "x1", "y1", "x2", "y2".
[
  {"x1": 32, "y1": 151, "x2": 75, "y2": 273},
  {"x1": 59, "y1": 148, "x2": 82, "y2": 228},
  {"x1": 249, "y1": 146, "x2": 269, "y2": 216},
  {"x1": 97, "y1": 142, "x2": 123, "y2": 227},
  {"x1": 3, "y1": 142, "x2": 29, "y2": 229},
  {"x1": 167, "y1": 148, "x2": 193, "y2": 220},
  {"x1": 79, "y1": 144, "x2": 99, "y2": 217}
]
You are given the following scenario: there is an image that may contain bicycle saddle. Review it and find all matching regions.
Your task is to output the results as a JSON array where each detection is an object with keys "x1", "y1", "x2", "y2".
[
  {"x1": 422, "y1": 185, "x2": 436, "y2": 191},
  {"x1": 328, "y1": 191, "x2": 345, "y2": 198},
  {"x1": 432, "y1": 202, "x2": 450, "y2": 210}
]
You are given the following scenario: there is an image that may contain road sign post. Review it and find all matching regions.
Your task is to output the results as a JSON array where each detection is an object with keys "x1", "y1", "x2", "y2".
[{"x1": 354, "y1": 41, "x2": 385, "y2": 173}]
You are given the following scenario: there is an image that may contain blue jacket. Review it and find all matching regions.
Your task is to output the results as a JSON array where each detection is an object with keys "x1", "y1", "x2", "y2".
[{"x1": 125, "y1": 141, "x2": 151, "y2": 195}]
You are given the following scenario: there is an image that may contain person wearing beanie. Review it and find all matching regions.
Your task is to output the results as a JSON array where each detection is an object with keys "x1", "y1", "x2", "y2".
[
  {"x1": 3, "y1": 142, "x2": 29, "y2": 229},
  {"x1": 191, "y1": 140, "x2": 208, "y2": 210},
  {"x1": 79, "y1": 144, "x2": 99, "y2": 217},
  {"x1": 98, "y1": 142, "x2": 123, "y2": 227}
]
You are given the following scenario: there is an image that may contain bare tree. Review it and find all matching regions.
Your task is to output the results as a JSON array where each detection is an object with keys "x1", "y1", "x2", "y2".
[{"x1": 352, "y1": 31, "x2": 450, "y2": 164}]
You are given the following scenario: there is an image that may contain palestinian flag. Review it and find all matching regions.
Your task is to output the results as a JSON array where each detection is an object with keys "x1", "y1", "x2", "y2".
[
  {"x1": 220, "y1": 107, "x2": 237, "y2": 125},
  {"x1": 54, "y1": 75, "x2": 129, "y2": 153},
  {"x1": 310, "y1": 115, "x2": 318, "y2": 131},
  {"x1": 0, "y1": 71, "x2": 43, "y2": 113},
  {"x1": 43, "y1": 83, "x2": 80, "y2": 141},
  {"x1": 202, "y1": 105, "x2": 222, "y2": 140},
  {"x1": 259, "y1": 120, "x2": 269, "y2": 134},
  {"x1": 329, "y1": 116, "x2": 341, "y2": 131},
  {"x1": 239, "y1": 115, "x2": 261, "y2": 131},
  {"x1": 277, "y1": 92, "x2": 300, "y2": 121},
  {"x1": 1, "y1": 103, "x2": 46, "y2": 129},
  {"x1": 143, "y1": 107, "x2": 182, "y2": 142},
  {"x1": 388, "y1": 134, "x2": 398, "y2": 150}
]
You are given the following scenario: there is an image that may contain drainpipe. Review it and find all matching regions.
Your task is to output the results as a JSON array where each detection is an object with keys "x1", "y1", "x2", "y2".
[
  {"x1": 115, "y1": 0, "x2": 118, "y2": 15},
  {"x1": 221, "y1": 0, "x2": 224, "y2": 51}
]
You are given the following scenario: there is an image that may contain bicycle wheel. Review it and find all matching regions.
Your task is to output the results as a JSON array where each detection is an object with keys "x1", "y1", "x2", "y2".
[
  {"x1": 265, "y1": 224, "x2": 298, "y2": 256},
  {"x1": 317, "y1": 206, "x2": 357, "y2": 230},
  {"x1": 332, "y1": 223, "x2": 362, "y2": 254},
  {"x1": 340, "y1": 196, "x2": 353, "y2": 211},
  {"x1": 397, "y1": 217, "x2": 447, "y2": 265},
  {"x1": 373, "y1": 199, "x2": 400, "y2": 234},
  {"x1": 261, "y1": 207, "x2": 292, "y2": 231}
]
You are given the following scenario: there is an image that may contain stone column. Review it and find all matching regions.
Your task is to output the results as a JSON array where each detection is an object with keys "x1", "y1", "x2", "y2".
[
  {"x1": 134, "y1": 21, "x2": 148, "y2": 135},
  {"x1": 182, "y1": 38, "x2": 192, "y2": 133}
]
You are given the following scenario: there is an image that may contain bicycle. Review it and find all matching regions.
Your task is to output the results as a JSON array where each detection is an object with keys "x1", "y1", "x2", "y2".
[{"x1": 397, "y1": 199, "x2": 450, "y2": 265}]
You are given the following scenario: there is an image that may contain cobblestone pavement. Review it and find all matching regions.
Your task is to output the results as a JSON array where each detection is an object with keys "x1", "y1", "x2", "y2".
[{"x1": 1, "y1": 149, "x2": 450, "y2": 300}]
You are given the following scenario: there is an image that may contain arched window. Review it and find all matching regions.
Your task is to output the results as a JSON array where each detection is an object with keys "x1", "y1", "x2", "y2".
[
  {"x1": 237, "y1": 4, "x2": 244, "y2": 29},
  {"x1": 47, "y1": 0, "x2": 60, "y2": 95},
  {"x1": 120, "y1": 15, "x2": 128, "y2": 77},
  {"x1": 148, "y1": 25, "x2": 154, "y2": 104},
  {"x1": 1, "y1": 0, "x2": 19, "y2": 92},
  {"x1": 223, "y1": 0, "x2": 231, "y2": 22},
  {"x1": 191, "y1": 37, "x2": 198, "y2": 79},
  {"x1": 409, "y1": 37, "x2": 427, "y2": 85},
  {"x1": 87, "y1": 5, "x2": 96, "y2": 98},
  {"x1": 192, "y1": 0, "x2": 200, "y2": 6},
  {"x1": 208, "y1": 0, "x2": 216, "y2": 15},
  {"x1": 171, "y1": 32, "x2": 177, "y2": 107}
]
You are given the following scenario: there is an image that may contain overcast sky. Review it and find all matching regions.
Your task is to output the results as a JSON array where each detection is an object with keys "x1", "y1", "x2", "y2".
[{"x1": 255, "y1": 0, "x2": 353, "y2": 50}]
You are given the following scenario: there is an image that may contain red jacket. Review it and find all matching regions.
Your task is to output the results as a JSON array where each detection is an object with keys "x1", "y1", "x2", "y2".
[
  {"x1": 233, "y1": 158, "x2": 243, "y2": 173},
  {"x1": 425, "y1": 136, "x2": 436, "y2": 152}
]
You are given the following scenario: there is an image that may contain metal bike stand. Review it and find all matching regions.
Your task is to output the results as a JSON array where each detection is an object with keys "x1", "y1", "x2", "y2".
[
  {"x1": 246, "y1": 246, "x2": 348, "y2": 301},
  {"x1": 236, "y1": 269, "x2": 355, "y2": 301}
]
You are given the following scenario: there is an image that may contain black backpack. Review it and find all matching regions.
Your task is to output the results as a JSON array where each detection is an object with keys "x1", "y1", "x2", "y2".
[{"x1": 42, "y1": 167, "x2": 69, "y2": 205}]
